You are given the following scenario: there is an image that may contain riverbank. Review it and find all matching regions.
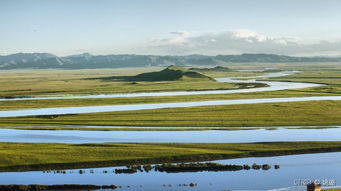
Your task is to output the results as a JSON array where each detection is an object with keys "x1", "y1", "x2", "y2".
[
  {"x1": 1, "y1": 141, "x2": 341, "y2": 172},
  {"x1": 0, "y1": 70, "x2": 325, "y2": 111},
  {"x1": 0, "y1": 68, "x2": 260, "y2": 99},
  {"x1": 0, "y1": 89, "x2": 334, "y2": 111},
  {"x1": 0, "y1": 125, "x2": 338, "y2": 131},
  {"x1": 0, "y1": 184, "x2": 117, "y2": 191},
  {"x1": 1, "y1": 100, "x2": 339, "y2": 127}
]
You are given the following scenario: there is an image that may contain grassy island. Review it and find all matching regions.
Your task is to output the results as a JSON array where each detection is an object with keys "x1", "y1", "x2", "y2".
[{"x1": 0, "y1": 141, "x2": 341, "y2": 172}]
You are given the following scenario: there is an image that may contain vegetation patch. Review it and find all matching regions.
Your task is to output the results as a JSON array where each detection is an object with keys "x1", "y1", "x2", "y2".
[
  {"x1": 0, "y1": 141, "x2": 340, "y2": 172},
  {"x1": 0, "y1": 67, "x2": 242, "y2": 99},
  {"x1": 1, "y1": 101, "x2": 339, "y2": 127},
  {"x1": 0, "y1": 87, "x2": 335, "y2": 111},
  {"x1": 0, "y1": 126, "x2": 262, "y2": 131},
  {"x1": 0, "y1": 184, "x2": 117, "y2": 191},
  {"x1": 92, "y1": 65, "x2": 214, "y2": 81},
  {"x1": 113, "y1": 162, "x2": 280, "y2": 173},
  {"x1": 189, "y1": 66, "x2": 234, "y2": 72}
]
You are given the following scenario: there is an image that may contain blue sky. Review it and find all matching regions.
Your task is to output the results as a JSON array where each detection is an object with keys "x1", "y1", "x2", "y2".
[{"x1": 1, "y1": 0, "x2": 341, "y2": 56}]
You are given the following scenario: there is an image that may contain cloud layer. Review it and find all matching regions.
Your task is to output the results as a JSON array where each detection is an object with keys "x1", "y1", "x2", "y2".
[{"x1": 148, "y1": 30, "x2": 341, "y2": 56}]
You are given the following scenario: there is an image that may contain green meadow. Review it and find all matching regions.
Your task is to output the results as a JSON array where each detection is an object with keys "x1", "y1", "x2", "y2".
[
  {"x1": 0, "y1": 88, "x2": 333, "y2": 111},
  {"x1": 0, "y1": 67, "x2": 259, "y2": 99},
  {"x1": 1, "y1": 141, "x2": 341, "y2": 171},
  {"x1": 267, "y1": 70, "x2": 341, "y2": 94},
  {"x1": 0, "y1": 100, "x2": 340, "y2": 127},
  {"x1": 1, "y1": 68, "x2": 340, "y2": 111},
  {"x1": 0, "y1": 67, "x2": 340, "y2": 128},
  {"x1": 0, "y1": 64, "x2": 340, "y2": 189},
  {"x1": 6, "y1": 125, "x2": 335, "y2": 131}
]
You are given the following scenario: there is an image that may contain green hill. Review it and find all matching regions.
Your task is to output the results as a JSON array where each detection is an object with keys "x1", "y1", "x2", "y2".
[
  {"x1": 189, "y1": 66, "x2": 233, "y2": 72},
  {"x1": 130, "y1": 65, "x2": 213, "y2": 81}
]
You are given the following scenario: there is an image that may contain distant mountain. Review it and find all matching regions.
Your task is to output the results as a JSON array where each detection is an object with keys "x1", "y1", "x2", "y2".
[
  {"x1": 215, "y1": 53, "x2": 341, "y2": 63},
  {"x1": 0, "y1": 53, "x2": 340, "y2": 69},
  {"x1": 0, "y1": 53, "x2": 65, "y2": 69}
]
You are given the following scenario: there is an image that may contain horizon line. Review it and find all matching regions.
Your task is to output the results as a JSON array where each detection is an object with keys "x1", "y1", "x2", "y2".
[{"x1": 2, "y1": 52, "x2": 341, "y2": 58}]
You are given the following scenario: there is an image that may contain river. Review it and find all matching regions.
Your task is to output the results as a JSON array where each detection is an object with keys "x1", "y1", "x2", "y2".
[
  {"x1": 0, "y1": 152, "x2": 340, "y2": 191},
  {"x1": 0, "y1": 71, "x2": 321, "y2": 101},
  {"x1": 0, "y1": 128, "x2": 340, "y2": 143}
]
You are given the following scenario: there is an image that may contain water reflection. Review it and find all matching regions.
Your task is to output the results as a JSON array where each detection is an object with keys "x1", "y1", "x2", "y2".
[
  {"x1": 0, "y1": 128, "x2": 340, "y2": 144},
  {"x1": 1, "y1": 96, "x2": 340, "y2": 117},
  {"x1": 0, "y1": 152, "x2": 340, "y2": 191}
]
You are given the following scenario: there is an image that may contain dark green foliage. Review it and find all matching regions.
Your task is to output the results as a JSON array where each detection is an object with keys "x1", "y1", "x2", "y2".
[
  {"x1": 129, "y1": 65, "x2": 213, "y2": 81},
  {"x1": 0, "y1": 184, "x2": 117, "y2": 191},
  {"x1": 189, "y1": 66, "x2": 233, "y2": 72},
  {"x1": 91, "y1": 65, "x2": 214, "y2": 82},
  {"x1": 111, "y1": 162, "x2": 278, "y2": 174},
  {"x1": 0, "y1": 142, "x2": 340, "y2": 172},
  {"x1": 114, "y1": 168, "x2": 137, "y2": 174},
  {"x1": 155, "y1": 162, "x2": 243, "y2": 172}
]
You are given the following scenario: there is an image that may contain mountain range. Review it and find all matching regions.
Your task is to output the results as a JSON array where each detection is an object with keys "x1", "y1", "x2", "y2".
[{"x1": 1, "y1": 53, "x2": 341, "y2": 69}]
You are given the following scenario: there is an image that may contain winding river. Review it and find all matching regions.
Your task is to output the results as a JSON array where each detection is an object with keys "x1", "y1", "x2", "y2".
[
  {"x1": 0, "y1": 71, "x2": 340, "y2": 118},
  {"x1": 1, "y1": 128, "x2": 341, "y2": 144},
  {"x1": 0, "y1": 71, "x2": 321, "y2": 101},
  {"x1": 0, "y1": 96, "x2": 340, "y2": 117},
  {"x1": 0, "y1": 71, "x2": 340, "y2": 190}
]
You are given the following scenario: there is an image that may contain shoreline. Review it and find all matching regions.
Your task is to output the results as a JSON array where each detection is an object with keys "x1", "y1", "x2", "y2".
[{"x1": 0, "y1": 125, "x2": 339, "y2": 131}]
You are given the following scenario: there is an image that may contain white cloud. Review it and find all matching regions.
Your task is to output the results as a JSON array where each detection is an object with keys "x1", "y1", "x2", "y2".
[
  {"x1": 147, "y1": 30, "x2": 341, "y2": 56},
  {"x1": 0, "y1": 50, "x2": 8, "y2": 55},
  {"x1": 170, "y1": 30, "x2": 190, "y2": 36},
  {"x1": 231, "y1": 29, "x2": 266, "y2": 42}
]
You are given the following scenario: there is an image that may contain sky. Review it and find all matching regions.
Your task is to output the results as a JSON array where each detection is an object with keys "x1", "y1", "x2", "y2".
[{"x1": 1, "y1": 0, "x2": 341, "y2": 56}]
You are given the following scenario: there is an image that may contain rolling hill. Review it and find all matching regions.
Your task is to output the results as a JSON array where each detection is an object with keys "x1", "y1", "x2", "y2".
[
  {"x1": 189, "y1": 66, "x2": 234, "y2": 72},
  {"x1": 130, "y1": 65, "x2": 213, "y2": 81}
]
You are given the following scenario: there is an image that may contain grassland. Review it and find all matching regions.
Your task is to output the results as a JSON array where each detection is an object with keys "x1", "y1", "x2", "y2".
[
  {"x1": 0, "y1": 126, "x2": 336, "y2": 131},
  {"x1": 0, "y1": 68, "x2": 262, "y2": 98},
  {"x1": 269, "y1": 70, "x2": 341, "y2": 84},
  {"x1": 222, "y1": 62, "x2": 341, "y2": 71},
  {"x1": 1, "y1": 141, "x2": 341, "y2": 172},
  {"x1": 0, "y1": 67, "x2": 340, "y2": 128},
  {"x1": 0, "y1": 68, "x2": 340, "y2": 111},
  {"x1": 266, "y1": 70, "x2": 341, "y2": 94},
  {"x1": 2, "y1": 64, "x2": 337, "y2": 99},
  {"x1": 0, "y1": 101, "x2": 340, "y2": 127},
  {"x1": 0, "y1": 88, "x2": 333, "y2": 111},
  {"x1": 0, "y1": 126, "x2": 263, "y2": 131}
]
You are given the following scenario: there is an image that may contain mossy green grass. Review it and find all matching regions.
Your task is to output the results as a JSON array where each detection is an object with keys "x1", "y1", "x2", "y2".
[
  {"x1": 0, "y1": 101, "x2": 340, "y2": 127},
  {"x1": 1, "y1": 141, "x2": 341, "y2": 172}
]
